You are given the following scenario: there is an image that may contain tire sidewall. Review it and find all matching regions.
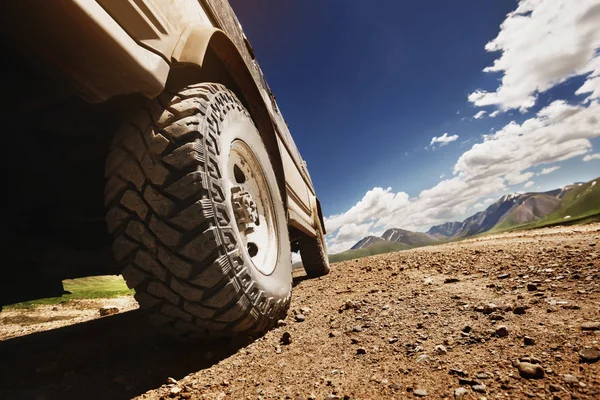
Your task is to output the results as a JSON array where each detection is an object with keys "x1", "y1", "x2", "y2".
[{"x1": 216, "y1": 107, "x2": 292, "y2": 301}]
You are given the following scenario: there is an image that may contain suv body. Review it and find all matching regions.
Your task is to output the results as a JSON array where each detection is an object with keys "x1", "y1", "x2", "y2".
[{"x1": 0, "y1": 0, "x2": 326, "y2": 307}]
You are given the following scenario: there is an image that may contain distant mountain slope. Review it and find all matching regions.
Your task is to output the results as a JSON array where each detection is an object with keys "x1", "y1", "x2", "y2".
[
  {"x1": 494, "y1": 178, "x2": 600, "y2": 232},
  {"x1": 348, "y1": 176, "x2": 600, "y2": 254},
  {"x1": 426, "y1": 222, "x2": 462, "y2": 238},
  {"x1": 382, "y1": 228, "x2": 438, "y2": 247},
  {"x1": 351, "y1": 236, "x2": 387, "y2": 250}
]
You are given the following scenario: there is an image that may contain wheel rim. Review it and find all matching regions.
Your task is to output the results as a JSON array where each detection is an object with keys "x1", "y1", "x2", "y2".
[{"x1": 227, "y1": 140, "x2": 278, "y2": 275}]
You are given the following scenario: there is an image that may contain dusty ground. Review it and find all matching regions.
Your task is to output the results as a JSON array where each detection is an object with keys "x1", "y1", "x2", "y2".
[{"x1": 0, "y1": 224, "x2": 598, "y2": 400}]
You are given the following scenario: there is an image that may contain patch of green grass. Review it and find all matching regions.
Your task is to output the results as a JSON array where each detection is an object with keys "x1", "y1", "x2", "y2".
[{"x1": 6, "y1": 275, "x2": 133, "y2": 309}]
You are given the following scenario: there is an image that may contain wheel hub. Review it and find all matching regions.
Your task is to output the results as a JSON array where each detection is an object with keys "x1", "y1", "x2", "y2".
[
  {"x1": 227, "y1": 140, "x2": 278, "y2": 275},
  {"x1": 231, "y1": 186, "x2": 259, "y2": 230}
]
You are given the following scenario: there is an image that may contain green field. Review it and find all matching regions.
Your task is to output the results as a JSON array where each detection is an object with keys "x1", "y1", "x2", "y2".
[{"x1": 6, "y1": 275, "x2": 134, "y2": 309}]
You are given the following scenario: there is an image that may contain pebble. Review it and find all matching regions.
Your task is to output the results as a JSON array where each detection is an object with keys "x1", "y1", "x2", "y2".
[
  {"x1": 356, "y1": 347, "x2": 367, "y2": 355},
  {"x1": 434, "y1": 345, "x2": 447, "y2": 354},
  {"x1": 526, "y1": 283, "x2": 538, "y2": 291},
  {"x1": 280, "y1": 332, "x2": 292, "y2": 345},
  {"x1": 517, "y1": 362, "x2": 544, "y2": 379},
  {"x1": 472, "y1": 384, "x2": 486, "y2": 393},
  {"x1": 498, "y1": 273, "x2": 510, "y2": 279},
  {"x1": 513, "y1": 306, "x2": 526, "y2": 315},
  {"x1": 495, "y1": 325, "x2": 509, "y2": 337},
  {"x1": 415, "y1": 354, "x2": 430, "y2": 363},
  {"x1": 581, "y1": 321, "x2": 600, "y2": 331},
  {"x1": 524, "y1": 336, "x2": 535, "y2": 346},
  {"x1": 414, "y1": 388, "x2": 428, "y2": 397},
  {"x1": 579, "y1": 348, "x2": 599, "y2": 363},
  {"x1": 444, "y1": 278, "x2": 460, "y2": 283},
  {"x1": 462, "y1": 325, "x2": 472, "y2": 333},
  {"x1": 562, "y1": 374, "x2": 578, "y2": 385},
  {"x1": 475, "y1": 372, "x2": 489, "y2": 380},
  {"x1": 295, "y1": 314, "x2": 306, "y2": 322},
  {"x1": 329, "y1": 330, "x2": 342, "y2": 338},
  {"x1": 454, "y1": 387, "x2": 468, "y2": 398},
  {"x1": 99, "y1": 306, "x2": 119, "y2": 316}
]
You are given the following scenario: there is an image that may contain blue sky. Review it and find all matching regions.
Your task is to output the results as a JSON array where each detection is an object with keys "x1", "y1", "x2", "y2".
[{"x1": 230, "y1": 0, "x2": 600, "y2": 253}]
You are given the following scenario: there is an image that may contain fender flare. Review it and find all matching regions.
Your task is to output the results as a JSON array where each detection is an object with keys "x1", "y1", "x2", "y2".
[{"x1": 171, "y1": 25, "x2": 287, "y2": 211}]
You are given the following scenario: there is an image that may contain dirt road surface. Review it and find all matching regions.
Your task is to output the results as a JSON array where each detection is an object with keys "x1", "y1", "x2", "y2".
[{"x1": 1, "y1": 224, "x2": 598, "y2": 400}]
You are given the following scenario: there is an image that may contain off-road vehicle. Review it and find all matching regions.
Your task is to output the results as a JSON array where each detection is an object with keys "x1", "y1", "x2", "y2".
[{"x1": 0, "y1": 0, "x2": 329, "y2": 336}]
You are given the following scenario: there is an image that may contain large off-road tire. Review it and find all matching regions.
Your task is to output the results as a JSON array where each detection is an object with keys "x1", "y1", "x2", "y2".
[
  {"x1": 299, "y1": 224, "x2": 330, "y2": 277},
  {"x1": 105, "y1": 83, "x2": 292, "y2": 336}
]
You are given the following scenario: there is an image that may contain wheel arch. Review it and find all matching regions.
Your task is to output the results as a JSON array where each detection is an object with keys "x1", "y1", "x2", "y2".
[{"x1": 169, "y1": 25, "x2": 287, "y2": 213}]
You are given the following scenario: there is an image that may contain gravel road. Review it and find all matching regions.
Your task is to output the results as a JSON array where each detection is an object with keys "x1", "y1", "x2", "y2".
[{"x1": 1, "y1": 224, "x2": 598, "y2": 400}]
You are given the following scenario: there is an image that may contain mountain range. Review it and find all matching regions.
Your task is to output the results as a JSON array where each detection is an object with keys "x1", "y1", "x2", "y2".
[{"x1": 349, "y1": 176, "x2": 600, "y2": 253}]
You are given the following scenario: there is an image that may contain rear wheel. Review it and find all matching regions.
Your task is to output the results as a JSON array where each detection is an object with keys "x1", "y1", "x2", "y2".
[
  {"x1": 299, "y1": 224, "x2": 330, "y2": 277},
  {"x1": 105, "y1": 83, "x2": 292, "y2": 336}
]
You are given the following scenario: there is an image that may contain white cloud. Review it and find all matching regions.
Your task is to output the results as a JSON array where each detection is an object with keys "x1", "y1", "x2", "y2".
[
  {"x1": 430, "y1": 132, "x2": 459, "y2": 147},
  {"x1": 454, "y1": 100, "x2": 600, "y2": 182},
  {"x1": 524, "y1": 181, "x2": 534, "y2": 188},
  {"x1": 489, "y1": 110, "x2": 500, "y2": 118},
  {"x1": 468, "y1": 0, "x2": 600, "y2": 112},
  {"x1": 505, "y1": 171, "x2": 534, "y2": 185},
  {"x1": 473, "y1": 110, "x2": 487, "y2": 119},
  {"x1": 583, "y1": 153, "x2": 600, "y2": 161},
  {"x1": 539, "y1": 166, "x2": 560, "y2": 175}
]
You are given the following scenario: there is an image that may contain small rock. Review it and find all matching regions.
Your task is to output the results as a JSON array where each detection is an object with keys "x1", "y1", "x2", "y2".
[
  {"x1": 462, "y1": 325, "x2": 472, "y2": 333},
  {"x1": 549, "y1": 384, "x2": 563, "y2": 392},
  {"x1": 276, "y1": 319, "x2": 287, "y2": 327},
  {"x1": 524, "y1": 336, "x2": 535, "y2": 346},
  {"x1": 99, "y1": 306, "x2": 119, "y2": 316},
  {"x1": 423, "y1": 278, "x2": 433, "y2": 285},
  {"x1": 300, "y1": 306, "x2": 312, "y2": 315},
  {"x1": 275, "y1": 346, "x2": 282, "y2": 354},
  {"x1": 498, "y1": 273, "x2": 510, "y2": 279},
  {"x1": 581, "y1": 321, "x2": 600, "y2": 331},
  {"x1": 181, "y1": 394, "x2": 192, "y2": 399},
  {"x1": 444, "y1": 278, "x2": 460, "y2": 284},
  {"x1": 434, "y1": 345, "x2": 447, "y2": 354},
  {"x1": 526, "y1": 283, "x2": 538, "y2": 292},
  {"x1": 454, "y1": 387, "x2": 468, "y2": 399},
  {"x1": 415, "y1": 354, "x2": 430, "y2": 363},
  {"x1": 356, "y1": 347, "x2": 367, "y2": 355},
  {"x1": 167, "y1": 377, "x2": 178, "y2": 385},
  {"x1": 414, "y1": 388, "x2": 428, "y2": 397},
  {"x1": 329, "y1": 330, "x2": 342, "y2": 338},
  {"x1": 169, "y1": 386, "x2": 182, "y2": 397},
  {"x1": 513, "y1": 306, "x2": 526, "y2": 315},
  {"x1": 449, "y1": 369, "x2": 468, "y2": 377},
  {"x1": 280, "y1": 331, "x2": 292, "y2": 345},
  {"x1": 351, "y1": 325, "x2": 363, "y2": 332},
  {"x1": 295, "y1": 314, "x2": 306, "y2": 322},
  {"x1": 517, "y1": 362, "x2": 545, "y2": 379},
  {"x1": 579, "y1": 348, "x2": 599, "y2": 363},
  {"x1": 495, "y1": 325, "x2": 509, "y2": 338},
  {"x1": 472, "y1": 384, "x2": 486, "y2": 393},
  {"x1": 51, "y1": 306, "x2": 59, "y2": 311},
  {"x1": 562, "y1": 374, "x2": 578, "y2": 385},
  {"x1": 475, "y1": 372, "x2": 489, "y2": 380}
]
